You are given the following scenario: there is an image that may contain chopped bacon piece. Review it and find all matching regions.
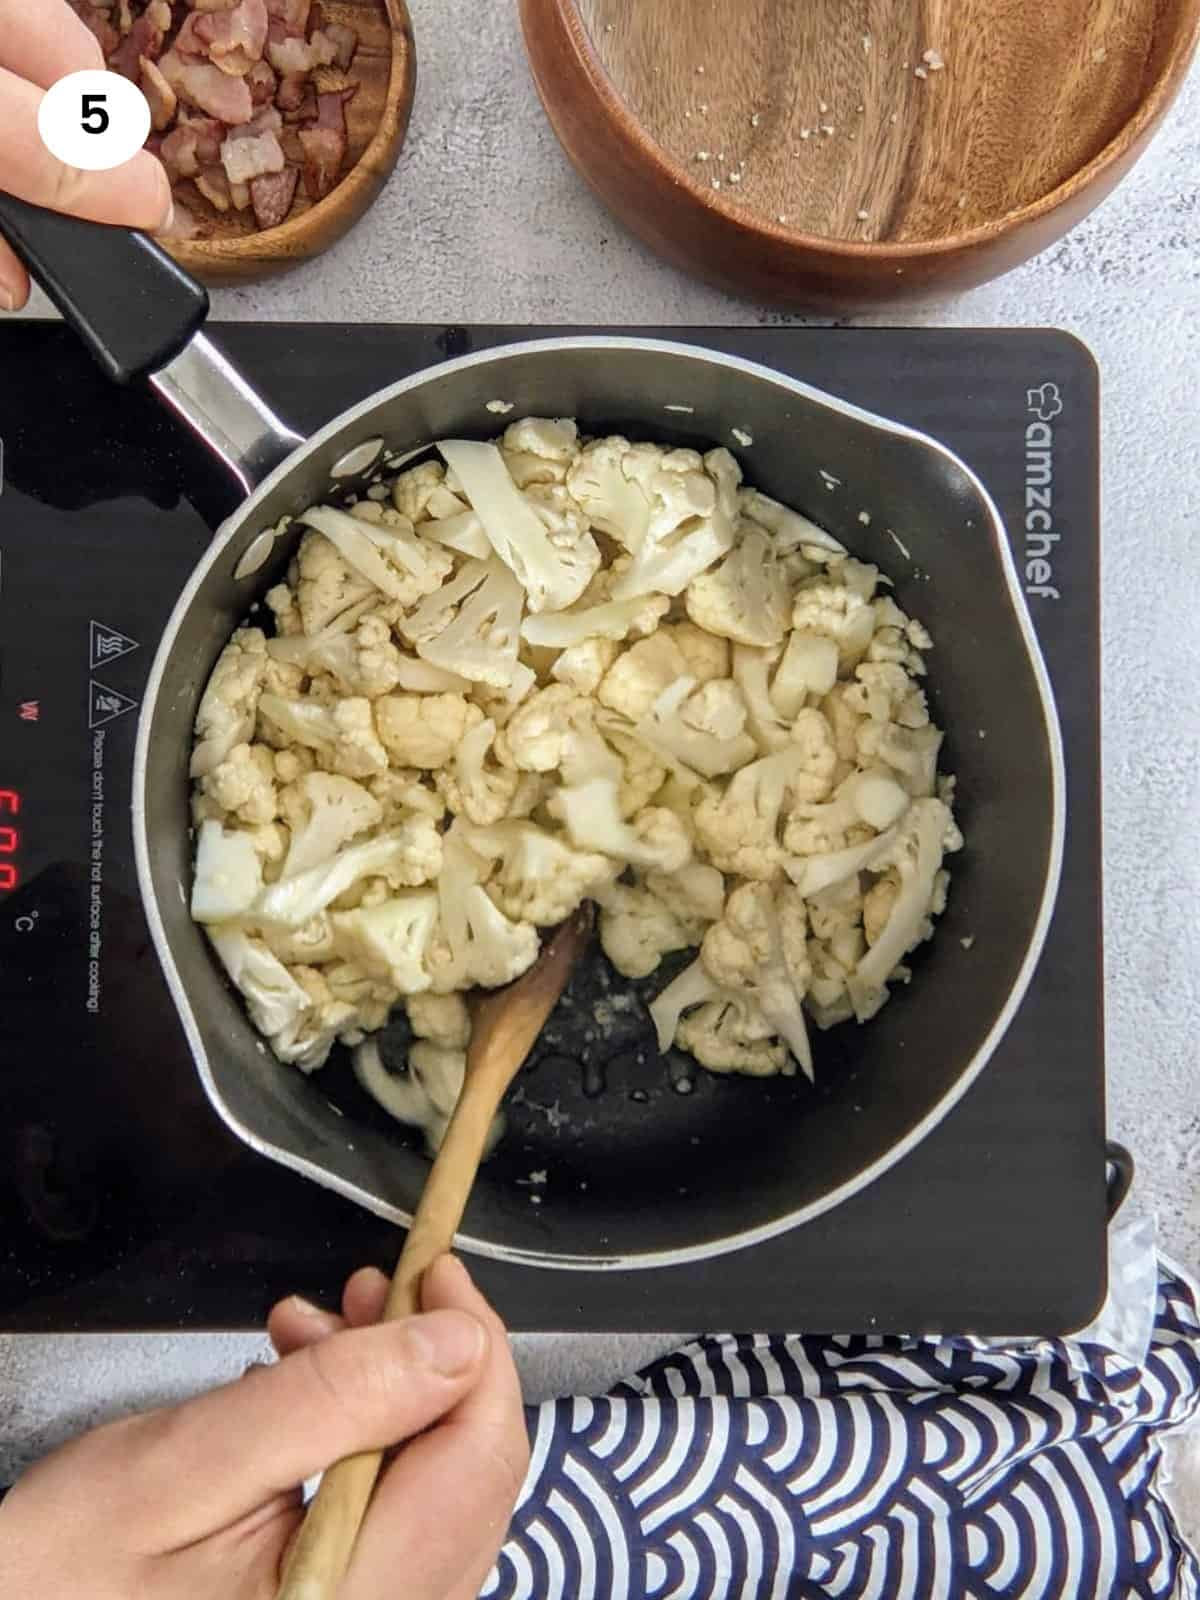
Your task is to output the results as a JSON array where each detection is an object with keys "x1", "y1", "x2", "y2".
[
  {"x1": 140, "y1": 56, "x2": 178, "y2": 131},
  {"x1": 195, "y1": 0, "x2": 269, "y2": 77},
  {"x1": 230, "y1": 180, "x2": 253, "y2": 211},
  {"x1": 193, "y1": 0, "x2": 239, "y2": 12},
  {"x1": 161, "y1": 123, "x2": 201, "y2": 179},
  {"x1": 159, "y1": 199, "x2": 203, "y2": 240},
  {"x1": 282, "y1": 83, "x2": 318, "y2": 123},
  {"x1": 266, "y1": 0, "x2": 310, "y2": 28},
  {"x1": 195, "y1": 167, "x2": 233, "y2": 212},
  {"x1": 307, "y1": 2, "x2": 324, "y2": 35},
  {"x1": 247, "y1": 58, "x2": 277, "y2": 106},
  {"x1": 159, "y1": 49, "x2": 254, "y2": 123},
  {"x1": 70, "y1": 0, "x2": 120, "y2": 54},
  {"x1": 323, "y1": 22, "x2": 357, "y2": 70},
  {"x1": 250, "y1": 164, "x2": 300, "y2": 230},
  {"x1": 109, "y1": 7, "x2": 168, "y2": 79},
  {"x1": 275, "y1": 72, "x2": 307, "y2": 111},
  {"x1": 298, "y1": 90, "x2": 352, "y2": 202},
  {"x1": 267, "y1": 28, "x2": 336, "y2": 76},
  {"x1": 221, "y1": 127, "x2": 286, "y2": 185},
  {"x1": 116, "y1": 0, "x2": 134, "y2": 34}
]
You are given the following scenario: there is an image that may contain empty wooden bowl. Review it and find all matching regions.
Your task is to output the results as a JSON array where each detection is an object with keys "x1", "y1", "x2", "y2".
[
  {"x1": 520, "y1": 0, "x2": 1200, "y2": 304},
  {"x1": 165, "y1": 0, "x2": 415, "y2": 287}
]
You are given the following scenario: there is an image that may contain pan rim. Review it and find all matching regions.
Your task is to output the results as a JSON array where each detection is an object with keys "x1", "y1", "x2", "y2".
[{"x1": 133, "y1": 333, "x2": 1067, "y2": 1271}]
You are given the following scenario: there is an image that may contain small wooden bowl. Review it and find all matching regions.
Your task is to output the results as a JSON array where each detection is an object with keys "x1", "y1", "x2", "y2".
[
  {"x1": 165, "y1": 0, "x2": 415, "y2": 287},
  {"x1": 520, "y1": 0, "x2": 1200, "y2": 305}
]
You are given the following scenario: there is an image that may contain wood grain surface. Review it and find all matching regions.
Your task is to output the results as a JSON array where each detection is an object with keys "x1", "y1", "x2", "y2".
[
  {"x1": 167, "y1": 0, "x2": 415, "y2": 286},
  {"x1": 521, "y1": 0, "x2": 1200, "y2": 301}
]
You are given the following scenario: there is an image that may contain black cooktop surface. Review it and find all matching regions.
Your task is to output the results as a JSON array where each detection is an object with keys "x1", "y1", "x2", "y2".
[{"x1": 0, "y1": 322, "x2": 1103, "y2": 1335}]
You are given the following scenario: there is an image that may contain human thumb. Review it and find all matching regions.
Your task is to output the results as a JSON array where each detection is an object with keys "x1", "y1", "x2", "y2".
[{"x1": 114, "y1": 1308, "x2": 488, "y2": 1545}]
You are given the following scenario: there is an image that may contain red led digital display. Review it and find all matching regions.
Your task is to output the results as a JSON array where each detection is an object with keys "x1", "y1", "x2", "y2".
[{"x1": 0, "y1": 789, "x2": 20, "y2": 894}]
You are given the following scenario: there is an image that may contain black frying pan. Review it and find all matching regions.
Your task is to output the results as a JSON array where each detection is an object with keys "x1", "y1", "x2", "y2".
[{"x1": 0, "y1": 197, "x2": 1068, "y2": 1268}]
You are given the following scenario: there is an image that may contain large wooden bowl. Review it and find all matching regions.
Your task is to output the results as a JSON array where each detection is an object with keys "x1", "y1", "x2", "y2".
[
  {"x1": 520, "y1": 0, "x2": 1200, "y2": 305},
  {"x1": 165, "y1": 0, "x2": 415, "y2": 287}
]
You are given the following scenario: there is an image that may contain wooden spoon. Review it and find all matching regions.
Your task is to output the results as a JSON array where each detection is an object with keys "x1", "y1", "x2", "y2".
[{"x1": 276, "y1": 905, "x2": 593, "y2": 1600}]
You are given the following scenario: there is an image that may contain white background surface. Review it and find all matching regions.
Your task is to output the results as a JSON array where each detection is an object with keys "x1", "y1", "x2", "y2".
[{"x1": 3, "y1": 0, "x2": 1198, "y2": 1503}]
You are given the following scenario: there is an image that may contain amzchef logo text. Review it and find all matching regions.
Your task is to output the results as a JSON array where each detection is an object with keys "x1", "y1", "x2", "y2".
[{"x1": 1023, "y1": 383, "x2": 1062, "y2": 600}]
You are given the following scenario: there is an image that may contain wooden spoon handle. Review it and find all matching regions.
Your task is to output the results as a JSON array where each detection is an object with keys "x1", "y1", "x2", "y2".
[{"x1": 275, "y1": 1079, "x2": 502, "y2": 1600}]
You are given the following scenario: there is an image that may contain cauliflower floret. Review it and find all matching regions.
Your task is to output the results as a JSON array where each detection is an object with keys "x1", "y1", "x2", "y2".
[
  {"x1": 191, "y1": 628, "x2": 270, "y2": 778},
  {"x1": 684, "y1": 528, "x2": 790, "y2": 647},
  {"x1": 199, "y1": 741, "x2": 278, "y2": 826},
  {"x1": 405, "y1": 560, "x2": 528, "y2": 690},
  {"x1": 274, "y1": 747, "x2": 316, "y2": 784},
  {"x1": 791, "y1": 578, "x2": 876, "y2": 666},
  {"x1": 392, "y1": 460, "x2": 456, "y2": 523},
  {"x1": 782, "y1": 769, "x2": 909, "y2": 856},
  {"x1": 700, "y1": 881, "x2": 813, "y2": 1075},
  {"x1": 732, "y1": 644, "x2": 792, "y2": 754},
  {"x1": 255, "y1": 914, "x2": 339, "y2": 966},
  {"x1": 258, "y1": 693, "x2": 389, "y2": 780},
  {"x1": 551, "y1": 636, "x2": 620, "y2": 695},
  {"x1": 299, "y1": 506, "x2": 455, "y2": 610},
  {"x1": 191, "y1": 820, "x2": 263, "y2": 922},
  {"x1": 856, "y1": 719, "x2": 943, "y2": 797},
  {"x1": 597, "y1": 633, "x2": 689, "y2": 721},
  {"x1": 293, "y1": 532, "x2": 376, "y2": 635},
  {"x1": 552, "y1": 733, "x2": 691, "y2": 870},
  {"x1": 375, "y1": 693, "x2": 483, "y2": 770},
  {"x1": 862, "y1": 875, "x2": 899, "y2": 947},
  {"x1": 770, "y1": 630, "x2": 840, "y2": 718},
  {"x1": 738, "y1": 489, "x2": 847, "y2": 563},
  {"x1": 406, "y1": 991, "x2": 471, "y2": 1049},
  {"x1": 427, "y1": 832, "x2": 540, "y2": 992},
  {"x1": 275, "y1": 966, "x2": 359, "y2": 1071},
  {"x1": 694, "y1": 743, "x2": 826, "y2": 880},
  {"x1": 502, "y1": 415, "x2": 579, "y2": 463},
  {"x1": 207, "y1": 925, "x2": 312, "y2": 1051},
  {"x1": 598, "y1": 881, "x2": 693, "y2": 978},
  {"x1": 277, "y1": 772, "x2": 382, "y2": 878},
  {"x1": 323, "y1": 960, "x2": 400, "y2": 1035},
  {"x1": 663, "y1": 621, "x2": 730, "y2": 684},
  {"x1": 643, "y1": 861, "x2": 726, "y2": 936},
  {"x1": 844, "y1": 662, "x2": 930, "y2": 727},
  {"x1": 611, "y1": 451, "x2": 742, "y2": 601},
  {"x1": 565, "y1": 435, "x2": 653, "y2": 547},
  {"x1": 434, "y1": 717, "x2": 522, "y2": 824},
  {"x1": 600, "y1": 725, "x2": 668, "y2": 815},
  {"x1": 648, "y1": 957, "x2": 786, "y2": 1076},
  {"x1": 268, "y1": 612, "x2": 405, "y2": 699},
  {"x1": 266, "y1": 581, "x2": 302, "y2": 638},
  {"x1": 681, "y1": 679, "x2": 747, "y2": 741},
  {"x1": 845, "y1": 797, "x2": 960, "y2": 1020},
  {"x1": 439, "y1": 438, "x2": 599, "y2": 613},
  {"x1": 503, "y1": 685, "x2": 594, "y2": 772},
  {"x1": 521, "y1": 593, "x2": 670, "y2": 649},
  {"x1": 255, "y1": 829, "x2": 443, "y2": 928},
  {"x1": 611, "y1": 678, "x2": 757, "y2": 781},
  {"x1": 330, "y1": 890, "x2": 439, "y2": 994},
  {"x1": 678, "y1": 1000, "x2": 788, "y2": 1075},
  {"x1": 463, "y1": 820, "x2": 617, "y2": 925},
  {"x1": 368, "y1": 769, "x2": 446, "y2": 823}
]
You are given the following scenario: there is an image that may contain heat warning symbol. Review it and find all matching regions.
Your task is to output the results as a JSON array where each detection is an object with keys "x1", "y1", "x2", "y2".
[
  {"x1": 88, "y1": 681, "x2": 138, "y2": 730},
  {"x1": 90, "y1": 620, "x2": 139, "y2": 671}
]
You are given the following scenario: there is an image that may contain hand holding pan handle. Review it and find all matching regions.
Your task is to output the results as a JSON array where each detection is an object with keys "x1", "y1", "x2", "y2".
[{"x1": 0, "y1": 194, "x2": 303, "y2": 494}]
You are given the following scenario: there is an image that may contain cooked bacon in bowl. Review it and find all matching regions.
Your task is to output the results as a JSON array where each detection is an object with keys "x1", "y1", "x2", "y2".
[{"x1": 70, "y1": 0, "x2": 360, "y2": 238}]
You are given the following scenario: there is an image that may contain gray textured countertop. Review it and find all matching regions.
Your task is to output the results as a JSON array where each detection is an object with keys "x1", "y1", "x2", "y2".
[{"x1": 3, "y1": 0, "x2": 1199, "y2": 1487}]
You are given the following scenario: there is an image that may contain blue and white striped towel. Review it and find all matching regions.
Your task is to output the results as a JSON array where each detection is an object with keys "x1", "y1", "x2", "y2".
[{"x1": 486, "y1": 1254, "x2": 1200, "y2": 1599}]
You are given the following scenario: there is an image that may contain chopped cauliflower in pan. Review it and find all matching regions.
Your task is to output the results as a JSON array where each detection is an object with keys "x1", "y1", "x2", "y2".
[{"x1": 191, "y1": 421, "x2": 961, "y2": 1133}]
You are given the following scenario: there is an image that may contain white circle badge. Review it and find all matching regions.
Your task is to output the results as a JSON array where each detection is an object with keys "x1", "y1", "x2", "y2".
[{"x1": 37, "y1": 70, "x2": 151, "y2": 173}]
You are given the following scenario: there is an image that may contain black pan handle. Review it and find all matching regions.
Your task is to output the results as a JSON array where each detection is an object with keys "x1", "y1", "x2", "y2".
[
  {"x1": 0, "y1": 196, "x2": 303, "y2": 493},
  {"x1": 0, "y1": 193, "x2": 208, "y2": 385},
  {"x1": 1105, "y1": 1141, "x2": 1134, "y2": 1222}
]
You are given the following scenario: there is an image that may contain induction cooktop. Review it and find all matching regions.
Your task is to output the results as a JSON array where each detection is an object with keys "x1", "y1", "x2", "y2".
[{"x1": 0, "y1": 322, "x2": 1107, "y2": 1335}]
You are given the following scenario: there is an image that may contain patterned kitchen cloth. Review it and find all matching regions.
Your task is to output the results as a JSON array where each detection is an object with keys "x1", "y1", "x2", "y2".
[{"x1": 484, "y1": 1254, "x2": 1200, "y2": 1599}]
